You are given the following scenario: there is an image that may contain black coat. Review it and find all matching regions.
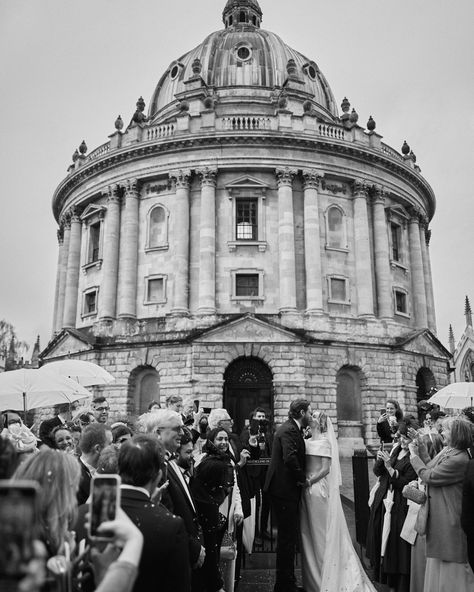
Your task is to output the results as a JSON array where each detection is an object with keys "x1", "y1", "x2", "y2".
[
  {"x1": 461, "y1": 456, "x2": 474, "y2": 572},
  {"x1": 161, "y1": 461, "x2": 203, "y2": 566},
  {"x1": 264, "y1": 419, "x2": 306, "y2": 502},
  {"x1": 76, "y1": 458, "x2": 92, "y2": 505},
  {"x1": 121, "y1": 488, "x2": 191, "y2": 592},
  {"x1": 365, "y1": 446, "x2": 417, "y2": 584},
  {"x1": 39, "y1": 416, "x2": 63, "y2": 447}
]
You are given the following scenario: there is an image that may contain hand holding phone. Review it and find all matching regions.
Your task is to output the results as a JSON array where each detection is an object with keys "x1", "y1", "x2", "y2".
[{"x1": 89, "y1": 475, "x2": 121, "y2": 541}]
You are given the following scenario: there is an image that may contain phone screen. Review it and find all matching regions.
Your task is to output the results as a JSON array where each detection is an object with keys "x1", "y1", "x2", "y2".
[
  {"x1": 193, "y1": 400, "x2": 200, "y2": 413},
  {"x1": 89, "y1": 475, "x2": 120, "y2": 539},
  {"x1": 0, "y1": 481, "x2": 38, "y2": 579}
]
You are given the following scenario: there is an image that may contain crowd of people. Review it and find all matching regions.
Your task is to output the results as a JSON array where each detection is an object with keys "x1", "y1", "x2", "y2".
[
  {"x1": 366, "y1": 400, "x2": 474, "y2": 592},
  {"x1": 0, "y1": 393, "x2": 473, "y2": 592}
]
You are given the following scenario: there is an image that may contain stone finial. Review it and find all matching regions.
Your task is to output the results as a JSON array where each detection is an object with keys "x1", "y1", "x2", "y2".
[
  {"x1": 349, "y1": 108, "x2": 359, "y2": 123},
  {"x1": 115, "y1": 115, "x2": 124, "y2": 131},
  {"x1": 192, "y1": 58, "x2": 202, "y2": 75},
  {"x1": 448, "y1": 324, "x2": 455, "y2": 354},
  {"x1": 72, "y1": 149, "x2": 79, "y2": 162},
  {"x1": 286, "y1": 59, "x2": 298, "y2": 77},
  {"x1": 402, "y1": 140, "x2": 410, "y2": 155},
  {"x1": 465, "y1": 296, "x2": 473, "y2": 327},
  {"x1": 131, "y1": 96, "x2": 147, "y2": 125},
  {"x1": 79, "y1": 140, "x2": 88, "y2": 155},
  {"x1": 203, "y1": 96, "x2": 214, "y2": 110},
  {"x1": 367, "y1": 116, "x2": 376, "y2": 131},
  {"x1": 179, "y1": 100, "x2": 190, "y2": 112},
  {"x1": 341, "y1": 97, "x2": 350, "y2": 113}
]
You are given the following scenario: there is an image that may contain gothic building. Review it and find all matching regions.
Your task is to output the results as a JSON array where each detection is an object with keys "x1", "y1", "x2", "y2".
[
  {"x1": 41, "y1": 0, "x2": 450, "y2": 448},
  {"x1": 449, "y1": 297, "x2": 474, "y2": 384}
]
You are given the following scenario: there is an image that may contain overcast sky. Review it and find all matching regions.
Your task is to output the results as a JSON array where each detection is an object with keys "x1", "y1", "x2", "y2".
[{"x1": 0, "y1": 0, "x2": 473, "y2": 354}]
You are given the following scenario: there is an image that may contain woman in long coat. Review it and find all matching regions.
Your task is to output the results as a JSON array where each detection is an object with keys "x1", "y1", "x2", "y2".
[
  {"x1": 366, "y1": 420, "x2": 418, "y2": 592},
  {"x1": 409, "y1": 417, "x2": 474, "y2": 591}
]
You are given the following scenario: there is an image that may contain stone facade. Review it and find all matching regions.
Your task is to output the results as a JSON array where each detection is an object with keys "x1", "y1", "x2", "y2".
[{"x1": 42, "y1": 0, "x2": 450, "y2": 448}]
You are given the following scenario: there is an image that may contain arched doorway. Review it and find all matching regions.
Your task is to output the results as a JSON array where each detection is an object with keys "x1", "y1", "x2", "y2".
[
  {"x1": 416, "y1": 367, "x2": 436, "y2": 422},
  {"x1": 336, "y1": 366, "x2": 364, "y2": 448},
  {"x1": 128, "y1": 365, "x2": 160, "y2": 416},
  {"x1": 223, "y1": 357, "x2": 273, "y2": 434}
]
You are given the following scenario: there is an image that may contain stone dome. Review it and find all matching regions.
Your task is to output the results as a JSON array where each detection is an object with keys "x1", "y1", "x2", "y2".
[{"x1": 148, "y1": 1, "x2": 337, "y2": 121}]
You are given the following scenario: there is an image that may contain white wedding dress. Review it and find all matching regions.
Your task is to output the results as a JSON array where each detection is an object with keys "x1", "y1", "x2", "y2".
[{"x1": 300, "y1": 419, "x2": 376, "y2": 592}]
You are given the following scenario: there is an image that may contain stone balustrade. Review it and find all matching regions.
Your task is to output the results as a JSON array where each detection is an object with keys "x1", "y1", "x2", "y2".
[
  {"x1": 221, "y1": 115, "x2": 272, "y2": 130},
  {"x1": 318, "y1": 123, "x2": 345, "y2": 140},
  {"x1": 146, "y1": 123, "x2": 176, "y2": 140},
  {"x1": 85, "y1": 141, "x2": 110, "y2": 162}
]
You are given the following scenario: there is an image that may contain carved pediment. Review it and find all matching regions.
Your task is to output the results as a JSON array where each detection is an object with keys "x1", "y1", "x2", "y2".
[
  {"x1": 225, "y1": 175, "x2": 270, "y2": 195},
  {"x1": 41, "y1": 330, "x2": 94, "y2": 360},
  {"x1": 81, "y1": 204, "x2": 106, "y2": 222},
  {"x1": 395, "y1": 329, "x2": 451, "y2": 359},
  {"x1": 195, "y1": 315, "x2": 302, "y2": 344}
]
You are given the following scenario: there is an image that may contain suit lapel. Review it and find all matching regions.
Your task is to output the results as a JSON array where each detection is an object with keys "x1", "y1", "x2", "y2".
[{"x1": 168, "y1": 461, "x2": 196, "y2": 514}]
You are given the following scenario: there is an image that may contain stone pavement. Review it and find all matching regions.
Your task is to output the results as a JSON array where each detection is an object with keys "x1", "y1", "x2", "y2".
[{"x1": 238, "y1": 455, "x2": 387, "y2": 592}]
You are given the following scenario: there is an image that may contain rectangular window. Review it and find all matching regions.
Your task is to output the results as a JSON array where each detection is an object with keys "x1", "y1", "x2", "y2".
[
  {"x1": 146, "y1": 278, "x2": 164, "y2": 303},
  {"x1": 88, "y1": 222, "x2": 101, "y2": 263},
  {"x1": 235, "y1": 273, "x2": 259, "y2": 297},
  {"x1": 330, "y1": 277, "x2": 348, "y2": 302},
  {"x1": 391, "y1": 224, "x2": 401, "y2": 262},
  {"x1": 395, "y1": 290, "x2": 407, "y2": 314},
  {"x1": 83, "y1": 289, "x2": 98, "y2": 316},
  {"x1": 236, "y1": 199, "x2": 257, "y2": 240}
]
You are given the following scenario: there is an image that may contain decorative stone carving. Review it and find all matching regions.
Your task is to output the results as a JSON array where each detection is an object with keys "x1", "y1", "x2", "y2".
[
  {"x1": 302, "y1": 169, "x2": 323, "y2": 189},
  {"x1": 124, "y1": 178, "x2": 139, "y2": 197},
  {"x1": 197, "y1": 167, "x2": 218, "y2": 186},
  {"x1": 57, "y1": 227, "x2": 64, "y2": 244},
  {"x1": 79, "y1": 140, "x2": 87, "y2": 155},
  {"x1": 114, "y1": 115, "x2": 123, "y2": 131},
  {"x1": 352, "y1": 179, "x2": 370, "y2": 198},
  {"x1": 169, "y1": 169, "x2": 192, "y2": 189},
  {"x1": 105, "y1": 184, "x2": 120, "y2": 204},
  {"x1": 276, "y1": 167, "x2": 297, "y2": 187},
  {"x1": 131, "y1": 97, "x2": 147, "y2": 125}
]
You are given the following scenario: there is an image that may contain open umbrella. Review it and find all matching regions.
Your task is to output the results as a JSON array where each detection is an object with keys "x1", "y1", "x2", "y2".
[
  {"x1": 428, "y1": 382, "x2": 474, "y2": 409},
  {"x1": 0, "y1": 369, "x2": 91, "y2": 414},
  {"x1": 380, "y1": 488, "x2": 394, "y2": 559},
  {"x1": 40, "y1": 360, "x2": 114, "y2": 387}
]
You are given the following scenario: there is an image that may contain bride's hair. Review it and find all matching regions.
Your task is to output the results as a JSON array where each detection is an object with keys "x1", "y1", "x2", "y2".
[{"x1": 311, "y1": 410, "x2": 328, "y2": 433}]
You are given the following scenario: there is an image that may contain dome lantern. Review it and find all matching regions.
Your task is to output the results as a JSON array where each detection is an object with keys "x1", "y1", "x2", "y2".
[{"x1": 223, "y1": 0, "x2": 263, "y2": 28}]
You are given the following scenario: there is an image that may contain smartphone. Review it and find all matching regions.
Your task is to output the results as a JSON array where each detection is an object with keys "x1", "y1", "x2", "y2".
[
  {"x1": 0, "y1": 480, "x2": 39, "y2": 580},
  {"x1": 89, "y1": 474, "x2": 121, "y2": 540},
  {"x1": 203, "y1": 407, "x2": 212, "y2": 414},
  {"x1": 379, "y1": 408, "x2": 386, "y2": 416},
  {"x1": 193, "y1": 400, "x2": 200, "y2": 414}
]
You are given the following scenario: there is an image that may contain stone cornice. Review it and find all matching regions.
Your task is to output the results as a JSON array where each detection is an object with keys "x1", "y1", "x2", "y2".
[{"x1": 52, "y1": 132, "x2": 436, "y2": 221}]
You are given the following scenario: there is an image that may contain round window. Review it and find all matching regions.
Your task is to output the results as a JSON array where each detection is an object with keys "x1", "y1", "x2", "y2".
[
  {"x1": 170, "y1": 65, "x2": 179, "y2": 79},
  {"x1": 308, "y1": 65, "x2": 317, "y2": 80},
  {"x1": 236, "y1": 46, "x2": 251, "y2": 61}
]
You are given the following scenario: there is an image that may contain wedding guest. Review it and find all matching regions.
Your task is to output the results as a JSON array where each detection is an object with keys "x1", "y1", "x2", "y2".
[
  {"x1": 112, "y1": 423, "x2": 133, "y2": 448},
  {"x1": 366, "y1": 418, "x2": 418, "y2": 592},
  {"x1": 77, "y1": 423, "x2": 113, "y2": 504},
  {"x1": 462, "y1": 450, "x2": 474, "y2": 573},
  {"x1": 147, "y1": 400, "x2": 160, "y2": 413},
  {"x1": 39, "y1": 403, "x2": 72, "y2": 447},
  {"x1": 13, "y1": 448, "x2": 80, "y2": 557},
  {"x1": 1, "y1": 410, "x2": 38, "y2": 459},
  {"x1": 165, "y1": 395, "x2": 183, "y2": 415},
  {"x1": 92, "y1": 396, "x2": 110, "y2": 424},
  {"x1": 70, "y1": 424, "x2": 82, "y2": 452},
  {"x1": 376, "y1": 399, "x2": 403, "y2": 444},
  {"x1": 118, "y1": 435, "x2": 190, "y2": 592},
  {"x1": 97, "y1": 444, "x2": 119, "y2": 474},
  {"x1": 409, "y1": 417, "x2": 474, "y2": 591},
  {"x1": 51, "y1": 425, "x2": 75, "y2": 454},
  {"x1": 0, "y1": 435, "x2": 19, "y2": 478}
]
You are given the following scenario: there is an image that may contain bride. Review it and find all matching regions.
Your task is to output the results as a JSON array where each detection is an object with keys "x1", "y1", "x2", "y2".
[{"x1": 300, "y1": 410, "x2": 376, "y2": 592}]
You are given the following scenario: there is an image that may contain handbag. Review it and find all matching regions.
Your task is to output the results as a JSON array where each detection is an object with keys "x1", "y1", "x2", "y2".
[
  {"x1": 402, "y1": 484, "x2": 427, "y2": 505},
  {"x1": 220, "y1": 486, "x2": 237, "y2": 561}
]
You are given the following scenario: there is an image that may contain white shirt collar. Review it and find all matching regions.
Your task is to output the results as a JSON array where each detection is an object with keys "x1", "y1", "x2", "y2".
[
  {"x1": 120, "y1": 484, "x2": 151, "y2": 499},
  {"x1": 80, "y1": 456, "x2": 96, "y2": 475}
]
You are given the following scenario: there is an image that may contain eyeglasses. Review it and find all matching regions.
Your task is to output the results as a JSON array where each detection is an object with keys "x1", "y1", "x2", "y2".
[{"x1": 95, "y1": 407, "x2": 109, "y2": 412}]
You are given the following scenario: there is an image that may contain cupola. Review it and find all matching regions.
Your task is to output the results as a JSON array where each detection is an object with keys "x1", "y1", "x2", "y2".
[{"x1": 223, "y1": 0, "x2": 263, "y2": 28}]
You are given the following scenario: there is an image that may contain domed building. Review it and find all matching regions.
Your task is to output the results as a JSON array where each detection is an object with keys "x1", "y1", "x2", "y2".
[{"x1": 42, "y1": 0, "x2": 451, "y2": 448}]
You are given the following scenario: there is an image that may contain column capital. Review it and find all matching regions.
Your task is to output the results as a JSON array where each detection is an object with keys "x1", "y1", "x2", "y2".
[
  {"x1": 104, "y1": 184, "x2": 121, "y2": 204},
  {"x1": 197, "y1": 167, "x2": 218, "y2": 187},
  {"x1": 302, "y1": 169, "x2": 323, "y2": 189},
  {"x1": 57, "y1": 227, "x2": 64, "y2": 245},
  {"x1": 276, "y1": 167, "x2": 297, "y2": 188},
  {"x1": 407, "y1": 205, "x2": 423, "y2": 224},
  {"x1": 69, "y1": 207, "x2": 82, "y2": 224},
  {"x1": 169, "y1": 169, "x2": 192, "y2": 189},
  {"x1": 60, "y1": 213, "x2": 71, "y2": 229},
  {"x1": 352, "y1": 179, "x2": 370, "y2": 198},
  {"x1": 371, "y1": 185, "x2": 388, "y2": 205},
  {"x1": 123, "y1": 178, "x2": 139, "y2": 197}
]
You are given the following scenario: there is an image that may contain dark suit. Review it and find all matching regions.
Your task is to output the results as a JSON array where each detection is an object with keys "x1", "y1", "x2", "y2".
[
  {"x1": 121, "y1": 487, "x2": 191, "y2": 592},
  {"x1": 39, "y1": 415, "x2": 64, "y2": 447},
  {"x1": 461, "y1": 455, "x2": 474, "y2": 572},
  {"x1": 161, "y1": 461, "x2": 204, "y2": 591},
  {"x1": 77, "y1": 458, "x2": 92, "y2": 505},
  {"x1": 264, "y1": 419, "x2": 306, "y2": 592}
]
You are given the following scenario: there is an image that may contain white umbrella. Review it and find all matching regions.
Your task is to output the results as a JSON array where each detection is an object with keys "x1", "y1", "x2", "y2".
[
  {"x1": 40, "y1": 360, "x2": 114, "y2": 387},
  {"x1": 0, "y1": 369, "x2": 91, "y2": 414},
  {"x1": 380, "y1": 488, "x2": 394, "y2": 558},
  {"x1": 428, "y1": 382, "x2": 474, "y2": 409}
]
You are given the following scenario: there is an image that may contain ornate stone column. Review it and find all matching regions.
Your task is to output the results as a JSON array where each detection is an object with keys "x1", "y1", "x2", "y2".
[
  {"x1": 117, "y1": 179, "x2": 139, "y2": 319},
  {"x1": 52, "y1": 227, "x2": 64, "y2": 334},
  {"x1": 352, "y1": 180, "x2": 375, "y2": 317},
  {"x1": 197, "y1": 167, "x2": 217, "y2": 315},
  {"x1": 169, "y1": 170, "x2": 191, "y2": 315},
  {"x1": 302, "y1": 169, "x2": 323, "y2": 314},
  {"x1": 276, "y1": 168, "x2": 297, "y2": 313},
  {"x1": 372, "y1": 187, "x2": 392, "y2": 319},
  {"x1": 408, "y1": 210, "x2": 428, "y2": 328},
  {"x1": 99, "y1": 185, "x2": 121, "y2": 320},
  {"x1": 56, "y1": 218, "x2": 71, "y2": 331},
  {"x1": 422, "y1": 227, "x2": 437, "y2": 333},
  {"x1": 63, "y1": 210, "x2": 82, "y2": 328}
]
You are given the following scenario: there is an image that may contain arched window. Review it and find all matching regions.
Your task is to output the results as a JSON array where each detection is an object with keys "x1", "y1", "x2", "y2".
[
  {"x1": 239, "y1": 11, "x2": 246, "y2": 22},
  {"x1": 147, "y1": 205, "x2": 169, "y2": 250},
  {"x1": 325, "y1": 205, "x2": 347, "y2": 249},
  {"x1": 336, "y1": 367, "x2": 362, "y2": 422},
  {"x1": 128, "y1": 366, "x2": 160, "y2": 415}
]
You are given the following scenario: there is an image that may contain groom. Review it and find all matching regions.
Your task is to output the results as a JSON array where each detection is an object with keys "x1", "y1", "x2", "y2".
[{"x1": 264, "y1": 398, "x2": 312, "y2": 592}]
